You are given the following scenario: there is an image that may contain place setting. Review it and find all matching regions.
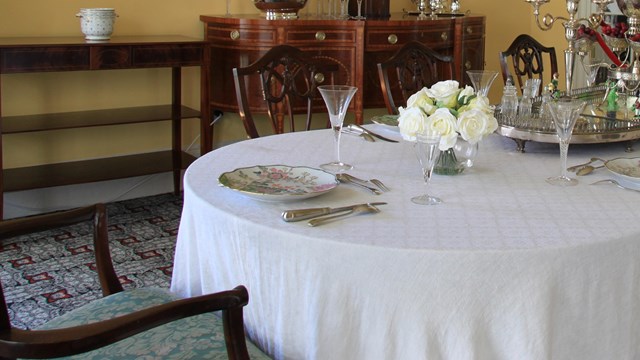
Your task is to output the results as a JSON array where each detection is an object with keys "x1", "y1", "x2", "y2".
[{"x1": 216, "y1": 84, "x2": 395, "y2": 226}]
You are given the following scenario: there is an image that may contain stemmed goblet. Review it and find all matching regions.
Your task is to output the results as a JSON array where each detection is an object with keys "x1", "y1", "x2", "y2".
[
  {"x1": 546, "y1": 98, "x2": 586, "y2": 186},
  {"x1": 339, "y1": 0, "x2": 350, "y2": 19},
  {"x1": 318, "y1": 85, "x2": 358, "y2": 172},
  {"x1": 412, "y1": 131, "x2": 443, "y2": 205},
  {"x1": 352, "y1": 0, "x2": 366, "y2": 19},
  {"x1": 581, "y1": 57, "x2": 606, "y2": 87},
  {"x1": 466, "y1": 70, "x2": 498, "y2": 97}
]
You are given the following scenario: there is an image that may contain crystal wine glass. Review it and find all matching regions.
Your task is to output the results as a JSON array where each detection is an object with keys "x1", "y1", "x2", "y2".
[
  {"x1": 412, "y1": 132, "x2": 443, "y2": 205},
  {"x1": 352, "y1": 0, "x2": 366, "y2": 20},
  {"x1": 546, "y1": 98, "x2": 586, "y2": 186},
  {"x1": 581, "y1": 57, "x2": 606, "y2": 87},
  {"x1": 339, "y1": 0, "x2": 350, "y2": 19},
  {"x1": 318, "y1": 85, "x2": 358, "y2": 172},
  {"x1": 466, "y1": 70, "x2": 498, "y2": 97}
]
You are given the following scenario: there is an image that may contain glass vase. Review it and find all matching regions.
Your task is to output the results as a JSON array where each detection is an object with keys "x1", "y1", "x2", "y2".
[
  {"x1": 433, "y1": 148, "x2": 465, "y2": 175},
  {"x1": 433, "y1": 137, "x2": 478, "y2": 175}
]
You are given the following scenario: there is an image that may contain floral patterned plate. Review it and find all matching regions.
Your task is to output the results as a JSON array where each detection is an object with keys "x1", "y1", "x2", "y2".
[
  {"x1": 605, "y1": 157, "x2": 640, "y2": 186},
  {"x1": 218, "y1": 165, "x2": 339, "y2": 202},
  {"x1": 370, "y1": 114, "x2": 399, "y2": 128}
]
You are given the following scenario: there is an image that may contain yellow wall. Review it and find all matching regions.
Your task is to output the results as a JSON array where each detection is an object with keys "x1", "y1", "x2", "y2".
[{"x1": 0, "y1": 0, "x2": 569, "y2": 168}]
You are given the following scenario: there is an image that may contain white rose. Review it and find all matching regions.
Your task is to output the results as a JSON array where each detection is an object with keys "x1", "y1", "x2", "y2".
[
  {"x1": 398, "y1": 106, "x2": 428, "y2": 141},
  {"x1": 457, "y1": 108, "x2": 498, "y2": 144},
  {"x1": 460, "y1": 94, "x2": 494, "y2": 115},
  {"x1": 458, "y1": 85, "x2": 476, "y2": 101},
  {"x1": 425, "y1": 107, "x2": 458, "y2": 150},
  {"x1": 406, "y1": 88, "x2": 437, "y2": 115},
  {"x1": 425, "y1": 80, "x2": 460, "y2": 109}
]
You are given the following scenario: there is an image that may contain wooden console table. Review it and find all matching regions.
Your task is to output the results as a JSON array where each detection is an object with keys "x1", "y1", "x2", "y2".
[
  {"x1": 0, "y1": 35, "x2": 210, "y2": 219},
  {"x1": 200, "y1": 13, "x2": 485, "y2": 124}
]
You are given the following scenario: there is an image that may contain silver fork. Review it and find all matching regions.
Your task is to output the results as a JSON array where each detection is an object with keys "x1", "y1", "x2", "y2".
[
  {"x1": 370, "y1": 179, "x2": 390, "y2": 192},
  {"x1": 341, "y1": 127, "x2": 375, "y2": 142},
  {"x1": 340, "y1": 173, "x2": 389, "y2": 193},
  {"x1": 590, "y1": 179, "x2": 640, "y2": 193},
  {"x1": 336, "y1": 174, "x2": 381, "y2": 195}
]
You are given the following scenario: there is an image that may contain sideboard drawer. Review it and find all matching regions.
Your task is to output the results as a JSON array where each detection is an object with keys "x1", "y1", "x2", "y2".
[
  {"x1": 462, "y1": 21, "x2": 485, "y2": 40},
  {"x1": 1, "y1": 47, "x2": 89, "y2": 73},
  {"x1": 206, "y1": 25, "x2": 277, "y2": 46},
  {"x1": 285, "y1": 28, "x2": 358, "y2": 45},
  {"x1": 365, "y1": 27, "x2": 454, "y2": 49}
]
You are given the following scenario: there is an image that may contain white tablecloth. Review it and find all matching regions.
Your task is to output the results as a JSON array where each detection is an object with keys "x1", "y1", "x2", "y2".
[{"x1": 171, "y1": 126, "x2": 640, "y2": 360}]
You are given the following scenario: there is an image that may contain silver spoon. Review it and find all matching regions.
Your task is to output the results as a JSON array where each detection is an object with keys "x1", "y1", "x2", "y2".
[
  {"x1": 567, "y1": 157, "x2": 605, "y2": 172},
  {"x1": 576, "y1": 165, "x2": 604, "y2": 176},
  {"x1": 307, "y1": 203, "x2": 382, "y2": 227}
]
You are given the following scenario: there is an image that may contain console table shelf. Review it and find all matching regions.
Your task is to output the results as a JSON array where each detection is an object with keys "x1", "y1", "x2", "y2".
[
  {"x1": 3, "y1": 151, "x2": 197, "y2": 192},
  {"x1": 0, "y1": 36, "x2": 210, "y2": 219},
  {"x1": 1, "y1": 105, "x2": 200, "y2": 133}
]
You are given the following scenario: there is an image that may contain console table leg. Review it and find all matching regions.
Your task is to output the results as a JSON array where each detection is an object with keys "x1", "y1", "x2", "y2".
[{"x1": 172, "y1": 67, "x2": 182, "y2": 195}]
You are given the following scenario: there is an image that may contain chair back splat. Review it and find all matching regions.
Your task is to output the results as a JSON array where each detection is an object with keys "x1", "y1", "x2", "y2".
[
  {"x1": 233, "y1": 44, "x2": 340, "y2": 138},
  {"x1": 377, "y1": 41, "x2": 454, "y2": 115},
  {"x1": 499, "y1": 34, "x2": 558, "y2": 95}
]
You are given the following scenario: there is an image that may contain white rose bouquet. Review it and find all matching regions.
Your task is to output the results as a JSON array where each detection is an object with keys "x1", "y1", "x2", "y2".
[{"x1": 397, "y1": 80, "x2": 498, "y2": 151}]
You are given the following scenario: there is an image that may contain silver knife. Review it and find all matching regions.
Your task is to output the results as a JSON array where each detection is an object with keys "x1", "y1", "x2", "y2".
[
  {"x1": 347, "y1": 124, "x2": 398, "y2": 143},
  {"x1": 281, "y1": 202, "x2": 387, "y2": 222}
]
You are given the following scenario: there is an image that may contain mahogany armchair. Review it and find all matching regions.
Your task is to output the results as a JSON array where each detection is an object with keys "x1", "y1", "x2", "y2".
[
  {"x1": 0, "y1": 204, "x2": 269, "y2": 359},
  {"x1": 499, "y1": 34, "x2": 559, "y2": 95},
  {"x1": 377, "y1": 41, "x2": 454, "y2": 115},
  {"x1": 233, "y1": 44, "x2": 339, "y2": 138}
]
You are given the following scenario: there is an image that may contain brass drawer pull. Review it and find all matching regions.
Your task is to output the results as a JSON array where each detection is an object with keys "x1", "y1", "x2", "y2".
[
  {"x1": 466, "y1": 27, "x2": 473, "y2": 35},
  {"x1": 315, "y1": 31, "x2": 326, "y2": 41},
  {"x1": 230, "y1": 30, "x2": 240, "y2": 40},
  {"x1": 314, "y1": 73, "x2": 326, "y2": 83},
  {"x1": 441, "y1": 32, "x2": 448, "y2": 41},
  {"x1": 387, "y1": 34, "x2": 398, "y2": 45},
  {"x1": 465, "y1": 60, "x2": 472, "y2": 70}
]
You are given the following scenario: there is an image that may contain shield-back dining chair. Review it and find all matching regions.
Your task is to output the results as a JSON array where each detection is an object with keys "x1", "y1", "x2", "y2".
[
  {"x1": 499, "y1": 34, "x2": 559, "y2": 96},
  {"x1": 0, "y1": 204, "x2": 270, "y2": 359},
  {"x1": 233, "y1": 44, "x2": 340, "y2": 138},
  {"x1": 377, "y1": 41, "x2": 454, "y2": 115}
]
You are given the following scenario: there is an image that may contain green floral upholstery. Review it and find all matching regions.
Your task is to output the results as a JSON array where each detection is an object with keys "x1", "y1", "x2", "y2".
[{"x1": 36, "y1": 288, "x2": 270, "y2": 360}]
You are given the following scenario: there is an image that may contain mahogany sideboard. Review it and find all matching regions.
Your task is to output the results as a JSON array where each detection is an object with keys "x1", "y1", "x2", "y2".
[
  {"x1": 200, "y1": 13, "x2": 486, "y2": 125},
  {"x1": 0, "y1": 35, "x2": 210, "y2": 219}
]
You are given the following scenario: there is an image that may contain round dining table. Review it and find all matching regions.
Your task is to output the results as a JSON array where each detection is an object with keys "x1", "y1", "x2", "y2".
[{"x1": 171, "y1": 125, "x2": 640, "y2": 360}]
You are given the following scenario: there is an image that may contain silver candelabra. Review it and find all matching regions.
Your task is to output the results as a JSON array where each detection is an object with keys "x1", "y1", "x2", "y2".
[{"x1": 523, "y1": 0, "x2": 615, "y2": 92}]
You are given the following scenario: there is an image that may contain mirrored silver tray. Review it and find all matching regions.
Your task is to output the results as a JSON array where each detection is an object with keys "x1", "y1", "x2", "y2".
[{"x1": 495, "y1": 86, "x2": 640, "y2": 152}]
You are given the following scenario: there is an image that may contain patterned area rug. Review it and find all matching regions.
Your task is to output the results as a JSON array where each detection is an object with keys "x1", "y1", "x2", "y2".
[{"x1": 0, "y1": 193, "x2": 182, "y2": 330}]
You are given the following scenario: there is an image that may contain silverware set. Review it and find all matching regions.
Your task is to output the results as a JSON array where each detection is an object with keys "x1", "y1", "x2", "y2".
[
  {"x1": 282, "y1": 202, "x2": 387, "y2": 226},
  {"x1": 341, "y1": 124, "x2": 398, "y2": 143},
  {"x1": 336, "y1": 173, "x2": 389, "y2": 195},
  {"x1": 282, "y1": 174, "x2": 390, "y2": 226},
  {"x1": 566, "y1": 158, "x2": 640, "y2": 192},
  {"x1": 567, "y1": 157, "x2": 607, "y2": 176}
]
